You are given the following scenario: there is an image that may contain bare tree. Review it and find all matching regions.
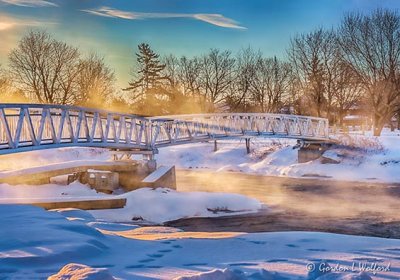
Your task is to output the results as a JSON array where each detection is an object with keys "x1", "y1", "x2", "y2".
[
  {"x1": 332, "y1": 61, "x2": 363, "y2": 126},
  {"x1": 178, "y1": 56, "x2": 202, "y2": 97},
  {"x1": 0, "y1": 65, "x2": 9, "y2": 94},
  {"x1": 338, "y1": 9, "x2": 400, "y2": 135},
  {"x1": 250, "y1": 56, "x2": 292, "y2": 113},
  {"x1": 76, "y1": 53, "x2": 115, "y2": 108},
  {"x1": 162, "y1": 54, "x2": 180, "y2": 89},
  {"x1": 199, "y1": 49, "x2": 235, "y2": 111},
  {"x1": 226, "y1": 47, "x2": 259, "y2": 112},
  {"x1": 0, "y1": 64, "x2": 28, "y2": 102},
  {"x1": 160, "y1": 54, "x2": 204, "y2": 114},
  {"x1": 9, "y1": 30, "x2": 80, "y2": 105},
  {"x1": 288, "y1": 28, "x2": 337, "y2": 118}
]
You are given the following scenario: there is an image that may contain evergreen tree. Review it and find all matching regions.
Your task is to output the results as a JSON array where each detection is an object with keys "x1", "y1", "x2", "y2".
[{"x1": 125, "y1": 43, "x2": 166, "y2": 94}]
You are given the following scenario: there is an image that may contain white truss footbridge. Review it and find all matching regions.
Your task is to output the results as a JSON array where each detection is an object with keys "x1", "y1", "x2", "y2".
[{"x1": 0, "y1": 104, "x2": 330, "y2": 155}]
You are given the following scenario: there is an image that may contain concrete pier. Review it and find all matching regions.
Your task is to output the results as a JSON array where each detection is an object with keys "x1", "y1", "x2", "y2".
[{"x1": 298, "y1": 142, "x2": 332, "y2": 163}]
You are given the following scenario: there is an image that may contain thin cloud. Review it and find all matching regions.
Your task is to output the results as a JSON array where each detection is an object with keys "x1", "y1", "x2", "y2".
[
  {"x1": 83, "y1": 6, "x2": 246, "y2": 30},
  {"x1": 0, "y1": 0, "x2": 57, "y2": 7},
  {"x1": 193, "y1": 14, "x2": 246, "y2": 29}
]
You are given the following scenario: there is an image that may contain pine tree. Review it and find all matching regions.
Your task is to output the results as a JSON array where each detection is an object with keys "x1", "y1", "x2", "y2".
[{"x1": 125, "y1": 43, "x2": 166, "y2": 94}]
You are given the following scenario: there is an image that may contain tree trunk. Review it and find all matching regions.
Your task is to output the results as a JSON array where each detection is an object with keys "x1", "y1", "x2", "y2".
[
  {"x1": 397, "y1": 114, "x2": 400, "y2": 130},
  {"x1": 373, "y1": 115, "x2": 385, "y2": 136}
]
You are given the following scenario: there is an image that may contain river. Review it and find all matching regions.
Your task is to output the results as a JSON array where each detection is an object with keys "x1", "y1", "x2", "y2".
[{"x1": 165, "y1": 170, "x2": 400, "y2": 239}]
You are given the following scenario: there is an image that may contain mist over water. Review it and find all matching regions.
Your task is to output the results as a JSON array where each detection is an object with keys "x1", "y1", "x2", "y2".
[{"x1": 176, "y1": 169, "x2": 400, "y2": 220}]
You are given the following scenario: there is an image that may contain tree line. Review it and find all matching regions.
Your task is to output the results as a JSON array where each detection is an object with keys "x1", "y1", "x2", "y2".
[
  {"x1": 0, "y1": 31, "x2": 115, "y2": 107},
  {"x1": 1, "y1": 9, "x2": 400, "y2": 136}
]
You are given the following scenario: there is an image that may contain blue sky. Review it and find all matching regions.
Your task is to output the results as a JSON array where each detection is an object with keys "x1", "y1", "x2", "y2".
[{"x1": 1, "y1": 0, "x2": 400, "y2": 87}]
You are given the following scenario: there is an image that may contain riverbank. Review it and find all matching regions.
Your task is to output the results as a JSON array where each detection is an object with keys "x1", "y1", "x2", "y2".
[
  {"x1": 2, "y1": 204, "x2": 400, "y2": 279},
  {"x1": 158, "y1": 130, "x2": 400, "y2": 183}
]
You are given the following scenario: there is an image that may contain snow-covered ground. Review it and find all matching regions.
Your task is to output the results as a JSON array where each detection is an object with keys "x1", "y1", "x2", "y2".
[
  {"x1": 90, "y1": 187, "x2": 262, "y2": 223},
  {"x1": 0, "y1": 129, "x2": 398, "y2": 183},
  {"x1": 0, "y1": 182, "x2": 262, "y2": 223},
  {"x1": 0, "y1": 181, "x2": 109, "y2": 202},
  {"x1": 1, "y1": 204, "x2": 398, "y2": 280},
  {"x1": 0, "y1": 129, "x2": 399, "y2": 279},
  {"x1": 157, "y1": 129, "x2": 400, "y2": 183},
  {"x1": 0, "y1": 147, "x2": 110, "y2": 171}
]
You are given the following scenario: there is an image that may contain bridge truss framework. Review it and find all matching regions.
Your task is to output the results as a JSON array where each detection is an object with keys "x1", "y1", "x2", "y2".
[{"x1": 0, "y1": 104, "x2": 330, "y2": 155}]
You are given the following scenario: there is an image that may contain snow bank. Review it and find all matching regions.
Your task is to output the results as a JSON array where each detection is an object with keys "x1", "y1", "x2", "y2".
[
  {"x1": 0, "y1": 182, "x2": 263, "y2": 224},
  {"x1": 0, "y1": 147, "x2": 110, "y2": 171},
  {"x1": 315, "y1": 272, "x2": 372, "y2": 280},
  {"x1": 0, "y1": 181, "x2": 107, "y2": 203},
  {"x1": 0, "y1": 130, "x2": 399, "y2": 183},
  {"x1": 0, "y1": 205, "x2": 398, "y2": 279},
  {"x1": 0, "y1": 205, "x2": 107, "y2": 268},
  {"x1": 90, "y1": 188, "x2": 263, "y2": 223},
  {"x1": 48, "y1": 263, "x2": 116, "y2": 280},
  {"x1": 174, "y1": 268, "x2": 372, "y2": 280},
  {"x1": 174, "y1": 268, "x2": 246, "y2": 280},
  {"x1": 156, "y1": 131, "x2": 400, "y2": 183},
  {"x1": 0, "y1": 130, "x2": 399, "y2": 187}
]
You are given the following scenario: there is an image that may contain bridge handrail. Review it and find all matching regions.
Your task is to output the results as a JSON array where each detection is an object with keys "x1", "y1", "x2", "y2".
[
  {"x1": 0, "y1": 103, "x2": 148, "y2": 121},
  {"x1": 149, "y1": 113, "x2": 328, "y2": 122}
]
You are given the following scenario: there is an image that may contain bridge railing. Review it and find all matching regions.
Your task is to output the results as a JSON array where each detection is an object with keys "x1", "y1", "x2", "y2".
[
  {"x1": 149, "y1": 113, "x2": 329, "y2": 147},
  {"x1": 0, "y1": 104, "x2": 330, "y2": 155},
  {"x1": 0, "y1": 104, "x2": 154, "y2": 154}
]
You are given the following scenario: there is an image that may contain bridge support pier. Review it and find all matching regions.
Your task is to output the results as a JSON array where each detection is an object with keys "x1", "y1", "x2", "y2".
[
  {"x1": 142, "y1": 154, "x2": 157, "y2": 171},
  {"x1": 297, "y1": 141, "x2": 332, "y2": 163},
  {"x1": 109, "y1": 150, "x2": 161, "y2": 191}
]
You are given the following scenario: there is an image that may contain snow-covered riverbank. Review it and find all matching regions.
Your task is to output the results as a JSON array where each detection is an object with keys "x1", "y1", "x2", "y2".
[
  {"x1": 0, "y1": 129, "x2": 399, "y2": 279},
  {"x1": 0, "y1": 183, "x2": 262, "y2": 223},
  {"x1": 0, "y1": 129, "x2": 398, "y2": 184},
  {"x1": 1, "y1": 204, "x2": 397, "y2": 280},
  {"x1": 157, "y1": 129, "x2": 400, "y2": 183}
]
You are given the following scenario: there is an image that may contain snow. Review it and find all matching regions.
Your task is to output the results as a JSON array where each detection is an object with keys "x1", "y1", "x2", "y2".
[
  {"x1": 173, "y1": 268, "x2": 374, "y2": 280},
  {"x1": 321, "y1": 150, "x2": 341, "y2": 163},
  {"x1": 142, "y1": 165, "x2": 173, "y2": 183},
  {"x1": 0, "y1": 183, "x2": 262, "y2": 223},
  {"x1": 0, "y1": 160, "x2": 125, "y2": 181},
  {"x1": 0, "y1": 205, "x2": 108, "y2": 269},
  {"x1": 0, "y1": 147, "x2": 110, "y2": 171},
  {"x1": 0, "y1": 129, "x2": 399, "y2": 183},
  {"x1": 173, "y1": 268, "x2": 246, "y2": 280},
  {"x1": 0, "y1": 129, "x2": 400, "y2": 278},
  {"x1": 0, "y1": 181, "x2": 108, "y2": 203},
  {"x1": 90, "y1": 187, "x2": 263, "y2": 223},
  {"x1": 155, "y1": 129, "x2": 400, "y2": 183},
  {"x1": 1, "y1": 204, "x2": 399, "y2": 279}
]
